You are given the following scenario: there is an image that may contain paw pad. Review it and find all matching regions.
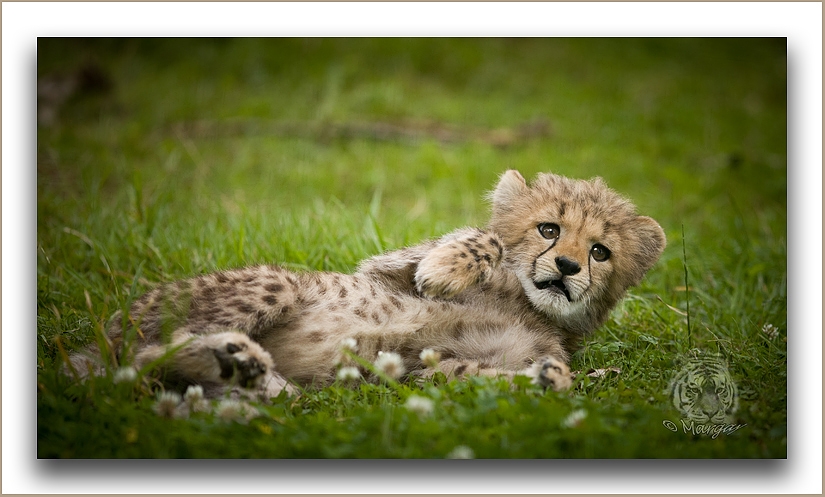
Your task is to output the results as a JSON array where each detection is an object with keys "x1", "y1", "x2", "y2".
[
  {"x1": 225, "y1": 342, "x2": 245, "y2": 354},
  {"x1": 212, "y1": 341, "x2": 268, "y2": 388},
  {"x1": 527, "y1": 356, "x2": 572, "y2": 392}
]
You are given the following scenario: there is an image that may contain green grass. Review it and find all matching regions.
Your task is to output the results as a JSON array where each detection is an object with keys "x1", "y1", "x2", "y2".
[{"x1": 37, "y1": 38, "x2": 786, "y2": 458}]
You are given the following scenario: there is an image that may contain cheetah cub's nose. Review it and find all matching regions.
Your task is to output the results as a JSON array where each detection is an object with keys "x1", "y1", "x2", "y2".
[{"x1": 555, "y1": 256, "x2": 581, "y2": 276}]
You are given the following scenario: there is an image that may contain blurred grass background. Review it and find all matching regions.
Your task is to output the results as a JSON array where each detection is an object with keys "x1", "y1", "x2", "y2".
[{"x1": 37, "y1": 38, "x2": 786, "y2": 458}]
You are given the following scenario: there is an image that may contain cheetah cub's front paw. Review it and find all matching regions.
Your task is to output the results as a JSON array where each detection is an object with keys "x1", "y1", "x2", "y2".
[
  {"x1": 523, "y1": 356, "x2": 573, "y2": 392},
  {"x1": 415, "y1": 231, "x2": 504, "y2": 298},
  {"x1": 208, "y1": 332, "x2": 274, "y2": 389}
]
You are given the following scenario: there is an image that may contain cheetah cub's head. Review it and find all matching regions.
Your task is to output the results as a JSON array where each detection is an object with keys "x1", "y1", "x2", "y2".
[{"x1": 488, "y1": 170, "x2": 666, "y2": 334}]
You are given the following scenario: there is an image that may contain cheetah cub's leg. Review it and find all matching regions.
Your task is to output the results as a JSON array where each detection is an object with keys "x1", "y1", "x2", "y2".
[
  {"x1": 134, "y1": 328, "x2": 275, "y2": 390},
  {"x1": 416, "y1": 357, "x2": 572, "y2": 392},
  {"x1": 521, "y1": 356, "x2": 573, "y2": 392},
  {"x1": 415, "y1": 229, "x2": 504, "y2": 298}
]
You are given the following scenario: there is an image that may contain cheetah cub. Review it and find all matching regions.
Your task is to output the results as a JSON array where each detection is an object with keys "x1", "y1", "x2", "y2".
[{"x1": 68, "y1": 170, "x2": 666, "y2": 398}]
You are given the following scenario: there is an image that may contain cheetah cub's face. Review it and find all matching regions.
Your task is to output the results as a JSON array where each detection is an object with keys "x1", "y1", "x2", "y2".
[{"x1": 488, "y1": 170, "x2": 666, "y2": 328}]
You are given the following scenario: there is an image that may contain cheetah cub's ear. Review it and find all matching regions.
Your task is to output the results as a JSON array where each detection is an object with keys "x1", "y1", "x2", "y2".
[
  {"x1": 490, "y1": 169, "x2": 528, "y2": 207},
  {"x1": 623, "y1": 215, "x2": 667, "y2": 286}
]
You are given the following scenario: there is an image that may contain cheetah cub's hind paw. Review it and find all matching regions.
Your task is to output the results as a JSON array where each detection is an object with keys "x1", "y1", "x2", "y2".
[
  {"x1": 523, "y1": 356, "x2": 573, "y2": 392},
  {"x1": 207, "y1": 332, "x2": 274, "y2": 389},
  {"x1": 415, "y1": 230, "x2": 504, "y2": 299}
]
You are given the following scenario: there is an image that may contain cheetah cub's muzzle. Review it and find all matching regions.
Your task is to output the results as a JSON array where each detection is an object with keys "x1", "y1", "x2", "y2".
[{"x1": 533, "y1": 256, "x2": 583, "y2": 302}]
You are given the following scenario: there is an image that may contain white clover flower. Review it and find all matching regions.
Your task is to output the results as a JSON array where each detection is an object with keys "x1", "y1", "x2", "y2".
[
  {"x1": 153, "y1": 391, "x2": 183, "y2": 419},
  {"x1": 113, "y1": 366, "x2": 138, "y2": 384},
  {"x1": 762, "y1": 323, "x2": 779, "y2": 340},
  {"x1": 374, "y1": 351, "x2": 405, "y2": 380},
  {"x1": 419, "y1": 348, "x2": 441, "y2": 368},
  {"x1": 404, "y1": 395, "x2": 434, "y2": 417},
  {"x1": 183, "y1": 385, "x2": 209, "y2": 412},
  {"x1": 215, "y1": 399, "x2": 244, "y2": 422},
  {"x1": 340, "y1": 337, "x2": 358, "y2": 352},
  {"x1": 561, "y1": 409, "x2": 588, "y2": 428},
  {"x1": 446, "y1": 445, "x2": 475, "y2": 459},
  {"x1": 242, "y1": 403, "x2": 261, "y2": 421},
  {"x1": 184, "y1": 385, "x2": 204, "y2": 402},
  {"x1": 335, "y1": 337, "x2": 359, "y2": 366},
  {"x1": 336, "y1": 366, "x2": 362, "y2": 383}
]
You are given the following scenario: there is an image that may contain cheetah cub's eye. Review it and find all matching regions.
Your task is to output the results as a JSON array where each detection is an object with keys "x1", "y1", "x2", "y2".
[
  {"x1": 537, "y1": 223, "x2": 560, "y2": 240},
  {"x1": 590, "y1": 244, "x2": 611, "y2": 262}
]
